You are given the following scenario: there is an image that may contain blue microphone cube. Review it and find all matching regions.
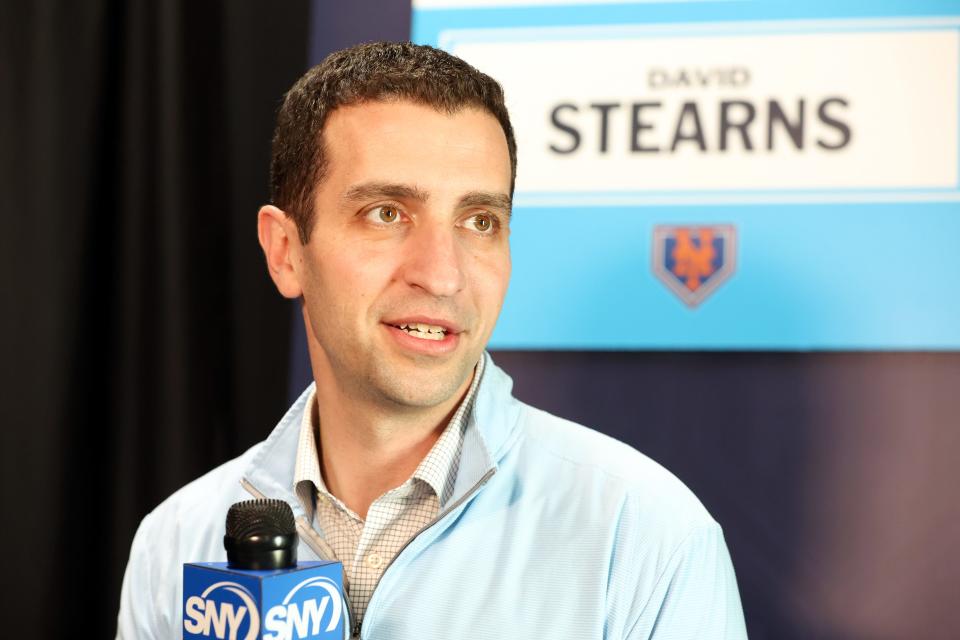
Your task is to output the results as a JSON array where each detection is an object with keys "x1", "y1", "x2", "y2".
[{"x1": 183, "y1": 560, "x2": 345, "y2": 640}]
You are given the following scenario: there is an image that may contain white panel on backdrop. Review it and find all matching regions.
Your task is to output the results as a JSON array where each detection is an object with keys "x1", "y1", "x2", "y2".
[{"x1": 451, "y1": 27, "x2": 958, "y2": 194}]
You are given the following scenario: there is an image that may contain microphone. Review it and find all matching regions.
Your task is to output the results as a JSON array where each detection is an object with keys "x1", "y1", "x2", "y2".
[
  {"x1": 224, "y1": 498, "x2": 298, "y2": 570},
  {"x1": 183, "y1": 499, "x2": 345, "y2": 640}
]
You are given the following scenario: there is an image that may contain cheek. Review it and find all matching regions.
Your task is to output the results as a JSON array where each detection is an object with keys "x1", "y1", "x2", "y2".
[
  {"x1": 470, "y1": 246, "x2": 511, "y2": 309},
  {"x1": 316, "y1": 245, "x2": 400, "y2": 317},
  {"x1": 312, "y1": 238, "x2": 377, "y2": 285}
]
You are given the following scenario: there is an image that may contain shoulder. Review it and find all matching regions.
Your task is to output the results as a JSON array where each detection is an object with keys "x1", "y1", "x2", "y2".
[
  {"x1": 129, "y1": 443, "x2": 262, "y2": 569},
  {"x1": 509, "y1": 404, "x2": 745, "y2": 636},
  {"x1": 136, "y1": 382, "x2": 312, "y2": 541},
  {"x1": 514, "y1": 402, "x2": 717, "y2": 534},
  {"x1": 157, "y1": 443, "x2": 258, "y2": 525},
  {"x1": 128, "y1": 439, "x2": 269, "y2": 577},
  {"x1": 479, "y1": 356, "x2": 711, "y2": 530},
  {"x1": 117, "y1": 443, "x2": 262, "y2": 639}
]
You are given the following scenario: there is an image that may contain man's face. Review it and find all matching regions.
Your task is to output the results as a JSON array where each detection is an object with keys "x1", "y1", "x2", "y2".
[{"x1": 296, "y1": 100, "x2": 512, "y2": 409}]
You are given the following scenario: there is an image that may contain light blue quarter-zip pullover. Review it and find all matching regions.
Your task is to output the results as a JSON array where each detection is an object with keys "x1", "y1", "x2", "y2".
[{"x1": 117, "y1": 353, "x2": 747, "y2": 639}]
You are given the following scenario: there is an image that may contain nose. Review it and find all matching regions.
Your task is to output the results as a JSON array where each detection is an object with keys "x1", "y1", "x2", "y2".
[{"x1": 400, "y1": 220, "x2": 465, "y2": 298}]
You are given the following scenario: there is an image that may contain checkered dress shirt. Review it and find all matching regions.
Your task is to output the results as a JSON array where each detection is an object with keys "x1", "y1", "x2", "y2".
[{"x1": 293, "y1": 356, "x2": 485, "y2": 626}]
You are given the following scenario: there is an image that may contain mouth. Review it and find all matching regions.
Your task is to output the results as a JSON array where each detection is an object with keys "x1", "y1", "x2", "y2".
[
  {"x1": 381, "y1": 316, "x2": 464, "y2": 351},
  {"x1": 387, "y1": 321, "x2": 449, "y2": 342}
]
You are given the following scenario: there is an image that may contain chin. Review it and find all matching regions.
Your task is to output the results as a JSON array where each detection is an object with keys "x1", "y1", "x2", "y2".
[
  {"x1": 380, "y1": 378, "x2": 464, "y2": 409},
  {"x1": 371, "y1": 357, "x2": 474, "y2": 409}
]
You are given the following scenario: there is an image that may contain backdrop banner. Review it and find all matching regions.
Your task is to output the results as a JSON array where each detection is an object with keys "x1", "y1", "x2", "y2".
[{"x1": 413, "y1": 0, "x2": 960, "y2": 350}]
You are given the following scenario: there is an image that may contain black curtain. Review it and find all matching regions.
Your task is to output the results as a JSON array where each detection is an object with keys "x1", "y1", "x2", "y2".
[{"x1": 1, "y1": 1, "x2": 308, "y2": 635}]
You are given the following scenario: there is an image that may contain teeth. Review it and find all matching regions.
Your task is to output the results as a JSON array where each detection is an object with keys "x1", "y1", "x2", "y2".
[{"x1": 396, "y1": 322, "x2": 447, "y2": 341}]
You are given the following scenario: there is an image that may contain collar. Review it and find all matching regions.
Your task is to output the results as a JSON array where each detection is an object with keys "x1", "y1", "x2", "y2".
[
  {"x1": 292, "y1": 356, "x2": 486, "y2": 522},
  {"x1": 241, "y1": 352, "x2": 523, "y2": 519}
]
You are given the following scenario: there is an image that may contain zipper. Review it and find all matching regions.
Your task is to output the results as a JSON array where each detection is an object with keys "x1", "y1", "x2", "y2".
[
  {"x1": 242, "y1": 467, "x2": 496, "y2": 640},
  {"x1": 240, "y1": 478, "x2": 360, "y2": 638},
  {"x1": 362, "y1": 468, "x2": 497, "y2": 616}
]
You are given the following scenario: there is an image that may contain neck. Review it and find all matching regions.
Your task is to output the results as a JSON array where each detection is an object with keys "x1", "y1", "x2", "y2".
[{"x1": 312, "y1": 368, "x2": 472, "y2": 521}]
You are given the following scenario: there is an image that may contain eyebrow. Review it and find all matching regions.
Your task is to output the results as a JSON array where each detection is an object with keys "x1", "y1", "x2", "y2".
[
  {"x1": 458, "y1": 191, "x2": 513, "y2": 219},
  {"x1": 343, "y1": 182, "x2": 429, "y2": 205},
  {"x1": 343, "y1": 181, "x2": 512, "y2": 219}
]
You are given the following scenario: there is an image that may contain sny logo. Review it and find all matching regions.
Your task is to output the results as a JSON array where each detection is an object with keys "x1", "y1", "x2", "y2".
[
  {"x1": 184, "y1": 581, "x2": 260, "y2": 640},
  {"x1": 184, "y1": 576, "x2": 343, "y2": 640},
  {"x1": 652, "y1": 225, "x2": 736, "y2": 307},
  {"x1": 263, "y1": 576, "x2": 343, "y2": 640}
]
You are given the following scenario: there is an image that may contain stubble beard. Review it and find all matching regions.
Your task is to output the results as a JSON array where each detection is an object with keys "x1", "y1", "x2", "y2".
[
  {"x1": 305, "y1": 294, "x2": 483, "y2": 413},
  {"x1": 316, "y1": 327, "x2": 479, "y2": 414},
  {"x1": 358, "y1": 346, "x2": 478, "y2": 411}
]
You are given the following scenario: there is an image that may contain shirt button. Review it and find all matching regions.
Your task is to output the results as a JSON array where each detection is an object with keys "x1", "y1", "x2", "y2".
[{"x1": 365, "y1": 552, "x2": 383, "y2": 570}]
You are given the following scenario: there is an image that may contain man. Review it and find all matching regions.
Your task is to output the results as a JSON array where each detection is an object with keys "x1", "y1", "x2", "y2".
[{"x1": 117, "y1": 42, "x2": 746, "y2": 639}]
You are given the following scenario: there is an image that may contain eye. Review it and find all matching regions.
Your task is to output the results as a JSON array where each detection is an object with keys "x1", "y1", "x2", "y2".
[
  {"x1": 464, "y1": 213, "x2": 497, "y2": 234},
  {"x1": 365, "y1": 205, "x2": 402, "y2": 225}
]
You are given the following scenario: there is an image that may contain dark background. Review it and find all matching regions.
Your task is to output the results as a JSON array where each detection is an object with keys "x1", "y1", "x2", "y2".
[{"x1": 2, "y1": 1, "x2": 958, "y2": 638}]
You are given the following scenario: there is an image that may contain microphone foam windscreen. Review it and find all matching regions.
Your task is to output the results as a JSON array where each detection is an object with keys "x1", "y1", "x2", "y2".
[{"x1": 225, "y1": 499, "x2": 296, "y2": 539}]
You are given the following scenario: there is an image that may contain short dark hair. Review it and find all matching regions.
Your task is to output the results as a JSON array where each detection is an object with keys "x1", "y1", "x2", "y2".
[{"x1": 269, "y1": 41, "x2": 517, "y2": 243}]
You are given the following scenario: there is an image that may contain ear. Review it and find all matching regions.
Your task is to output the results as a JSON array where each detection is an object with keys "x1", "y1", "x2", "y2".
[{"x1": 257, "y1": 205, "x2": 303, "y2": 299}]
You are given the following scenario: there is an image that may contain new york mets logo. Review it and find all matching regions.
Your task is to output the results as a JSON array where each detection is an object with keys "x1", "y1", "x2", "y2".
[{"x1": 652, "y1": 225, "x2": 737, "y2": 307}]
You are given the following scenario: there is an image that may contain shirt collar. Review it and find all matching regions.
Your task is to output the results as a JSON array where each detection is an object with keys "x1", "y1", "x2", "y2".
[
  {"x1": 293, "y1": 355, "x2": 486, "y2": 522},
  {"x1": 410, "y1": 354, "x2": 484, "y2": 506},
  {"x1": 293, "y1": 387, "x2": 324, "y2": 523}
]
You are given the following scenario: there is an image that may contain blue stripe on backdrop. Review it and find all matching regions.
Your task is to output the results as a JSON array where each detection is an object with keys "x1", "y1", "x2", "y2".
[
  {"x1": 414, "y1": 0, "x2": 960, "y2": 43},
  {"x1": 495, "y1": 201, "x2": 960, "y2": 349}
]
